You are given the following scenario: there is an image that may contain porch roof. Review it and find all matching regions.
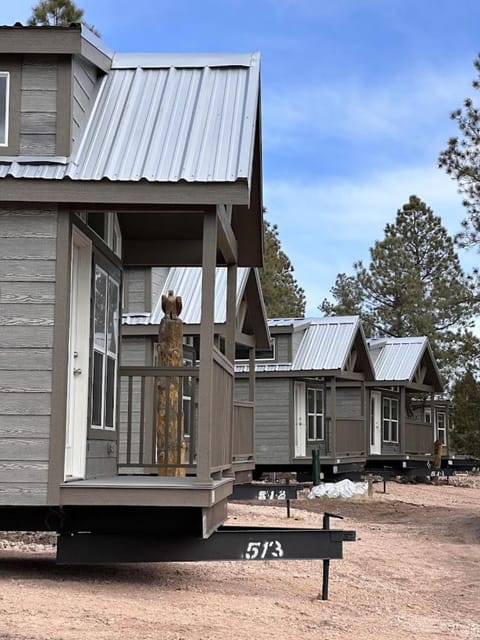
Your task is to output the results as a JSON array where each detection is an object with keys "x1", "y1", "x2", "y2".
[{"x1": 368, "y1": 336, "x2": 444, "y2": 392}]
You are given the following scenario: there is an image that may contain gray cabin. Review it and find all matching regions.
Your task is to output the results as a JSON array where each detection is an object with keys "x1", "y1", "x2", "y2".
[
  {"x1": 0, "y1": 25, "x2": 264, "y2": 538},
  {"x1": 121, "y1": 266, "x2": 270, "y2": 484},
  {"x1": 235, "y1": 316, "x2": 375, "y2": 480},
  {"x1": 366, "y1": 336, "x2": 444, "y2": 474}
]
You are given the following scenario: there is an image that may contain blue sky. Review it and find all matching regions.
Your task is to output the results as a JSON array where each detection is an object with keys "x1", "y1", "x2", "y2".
[{"x1": 3, "y1": 1, "x2": 480, "y2": 315}]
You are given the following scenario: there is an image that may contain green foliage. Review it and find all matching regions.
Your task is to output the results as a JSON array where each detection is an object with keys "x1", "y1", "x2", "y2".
[
  {"x1": 27, "y1": 0, "x2": 100, "y2": 36},
  {"x1": 439, "y1": 55, "x2": 480, "y2": 247},
  {"x1": 320, "y1": 195, "x2": 480, "y2": 376},
  {"x1": 259, "y1": 219, "x2": 306, "y2": 318},
  {"x1": 451, "y1": 371, "x2": 480, "y2": 458}
]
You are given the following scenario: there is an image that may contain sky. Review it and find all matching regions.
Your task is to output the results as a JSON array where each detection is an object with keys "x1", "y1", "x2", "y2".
[{"x1": 3, "y1": 0, "x2": 480, "y2": 316}]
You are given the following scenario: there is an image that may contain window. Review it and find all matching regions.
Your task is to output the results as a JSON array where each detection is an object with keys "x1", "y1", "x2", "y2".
[
  {"x1": 424, "y1": 407, "x2": 432, "y2": 423},
  {"x1": 87, "y1": 212, "x2": 122, "y2": 257},
  {"x1": 0, "y1": 72, "x2": 9, "y2": 147},
  {"x1": 436, "y1": 412, "x2": 447, "y2": 444},
  {"x1": 307, "y1": 387, "x2": 324, "y2": 441},
  {"x1": 383, "y1": 397, "x2": 399, "y2": 442},
  {"x1": 91, "y1": 265, "x2": 120, "y2": 430}
]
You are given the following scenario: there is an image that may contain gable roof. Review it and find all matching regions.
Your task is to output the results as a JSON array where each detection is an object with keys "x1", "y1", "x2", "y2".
[
  {"x1": 0, "y1": 48, "x2": 261, "y2": 187},
  {"x1": 237, "y1": 316, "x2": 375, "y2": 379},
  {"x1": 123, "y1": 266, "x2": 270, "y2": 348},
  {"x1": 368, "y1": 336, "x2": 443, "y2": 391}
]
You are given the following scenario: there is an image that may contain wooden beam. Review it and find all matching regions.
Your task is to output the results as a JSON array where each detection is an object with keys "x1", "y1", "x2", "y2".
[
  {"x1": 0, "y1": 176, "x2": 249, "y2": 206},
  {"x1": 217, "y1": 204, "x2": 238, "y2": 265},
  {"x1": 122, "y1": 239, "x2": 204, "y2": 266},
  {"x1": 197, "y1": 213, "x2": 217, "y2": 481},
  {"x1": 225, "y1": 264, "x2": 237, "y2": 363}
]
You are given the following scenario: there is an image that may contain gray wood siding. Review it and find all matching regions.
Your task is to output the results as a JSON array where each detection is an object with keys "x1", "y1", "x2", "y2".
[
  {"x1": 0, "y1": 207, "x2": 57, "y2": 505},
  {"x1": 249, "y1": 378, "x2": 291, "y2": 465},
  {"x1": 20, "y1": 56, "x2": 57, "y2": 155},
  {"x1": 274, "y1": 334, "x2": 290, "y2": 363},
  {"x1": 124, "y1": 268, "x2": 149, "y2": 312},
  {"x1": 150, "y1": 268, "x2": 169, "y2": 311},
  {"x1": 119, "y1": 336, "x2": 154, "y2": 464},
  {"x1": 336, "y1": 387, "x2": 362, "y2": 418},
  {"x1": 291, "y1": 329, "x2": 304, "y2": 361},
  {"x1": 72, "y1": 57, "x2": 98, "y2": 150}
]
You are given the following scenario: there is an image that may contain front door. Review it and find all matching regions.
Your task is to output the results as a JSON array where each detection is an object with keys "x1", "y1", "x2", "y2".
[
  {"x1": 294, "y1": 381, "x2": 306, "y2": 457},
  {"x1": 65, "y1": 228, "x2": 92, "y2": 480},
  {"x1": 370, "y1": 391, "x2": 382, "y2": 455}
]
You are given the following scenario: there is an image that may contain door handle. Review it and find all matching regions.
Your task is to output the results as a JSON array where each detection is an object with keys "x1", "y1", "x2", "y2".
[{"x1": 73, "y1": 368, "x2": 82, "y2": 375}]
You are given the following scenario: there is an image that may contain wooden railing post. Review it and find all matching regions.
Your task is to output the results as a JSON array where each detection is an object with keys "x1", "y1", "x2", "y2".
[{"x1": 197, "y1": 212, "x2": 217, "y2": 481}]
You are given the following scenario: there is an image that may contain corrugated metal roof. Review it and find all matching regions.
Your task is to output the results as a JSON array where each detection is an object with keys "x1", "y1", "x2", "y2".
[
  {"x1": 0, "y1": 52, "x2": 260, "y2": 184},
  {"x1": 268, "y1": 318, "x2": 311, "y2": 330},
  {"x1": 368, "y1": 337, "x2": 429, "y2": 381},
  {"x1": 292, "y1": 316, "x2": 362, "y2": 371},
  {"x1": 123, "y1": 267, "x2": 250, "y2": 326}
]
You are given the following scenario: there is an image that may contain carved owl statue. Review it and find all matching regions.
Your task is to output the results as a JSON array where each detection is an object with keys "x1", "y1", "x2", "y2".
[{"x1": 161, "y1": 290, "x2": 182, "y2": 319}]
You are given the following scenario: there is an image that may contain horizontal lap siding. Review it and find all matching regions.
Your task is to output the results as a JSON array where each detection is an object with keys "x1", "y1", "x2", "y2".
[
  {"x1": 253, "y1": 378, "x2": 291, "y2": 465},
  {"x1": 0, "y1": 207, "x2": 57, "y2": 505},
  {"x1": 20, "y1": 57, "x2": 57, "y2": 155}
]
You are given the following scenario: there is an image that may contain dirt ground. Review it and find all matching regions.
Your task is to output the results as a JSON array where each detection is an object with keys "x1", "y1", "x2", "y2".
[{"x1": 1, "y1": 475, "x2": 480, "y2": 640}]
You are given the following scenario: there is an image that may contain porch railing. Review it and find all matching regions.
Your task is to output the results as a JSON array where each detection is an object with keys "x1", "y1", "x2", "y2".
[
  {"x1": 405, "y1": 420, "x2": 434, "y2": 455},
  {"x1": 233, "y1": 400, "x2": 255, "y2": 462},
  {"x1": 119, "y1": 366, "x2": 199, "y2": 475},
  {"x1": 335, "y1": 417, "x2": 366, "y2": 455},
  {"x1": 210, "y1": 348, "x2": 234, "y2": 472}
]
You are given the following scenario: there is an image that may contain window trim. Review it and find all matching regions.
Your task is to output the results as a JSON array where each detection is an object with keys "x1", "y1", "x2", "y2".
[
  {"x1": 306, "y1": 386, "x2": 324, "y2": 442},
  {"x1": 436, "y1": 411, "x2": 447, "y2": 445},
  {"x1": 382, "y1": 396, "x2": 399, "y2": 443},
  {"x1": 0, "y1": 71, "x2": 10, "y2": 147}
]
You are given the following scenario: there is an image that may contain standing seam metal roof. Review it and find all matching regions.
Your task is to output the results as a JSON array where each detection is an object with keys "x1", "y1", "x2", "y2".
[
  {"x1": 123, "y1": 267, "x2": 250, "y2": 326},
  {"x1": 0, "y1": 52, "x2": 260, "y2": 185},
  {"x1": 368, "y1": 337, "x2": 432, "y2": 382}
]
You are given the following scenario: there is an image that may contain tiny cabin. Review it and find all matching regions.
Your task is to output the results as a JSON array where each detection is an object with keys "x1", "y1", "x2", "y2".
[
  {"x1": 366, "y1": 337, "x2": 444, "y2": 474},
  {"x1": 235, "y1": 316, "x2": 375, "y2": 480},
  {"x1": 0, "y1": 25, "x2": 264, "y2": 538},
  {"x1": 121, "y1": 266, "x2": 270, "y2": 484}
]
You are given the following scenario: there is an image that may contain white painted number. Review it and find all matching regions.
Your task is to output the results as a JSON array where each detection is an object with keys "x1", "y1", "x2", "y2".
[
  {"x1": 244, "y1": 540, "x2": 284, "y2": 560},
  {"x1": 256, "y1": 490, "x2": 287, "y2": 500}
]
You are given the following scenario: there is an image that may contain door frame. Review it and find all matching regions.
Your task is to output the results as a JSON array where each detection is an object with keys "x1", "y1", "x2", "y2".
[
  {"x1": 370, "y1": 390, "x2": 382, "y2": 455},
  {"x1": 294, "y1": 381, "x2": 307, "y2": 457},
  {"x1": 64, "y1": 227, "x2": 92, "y2": 480}
]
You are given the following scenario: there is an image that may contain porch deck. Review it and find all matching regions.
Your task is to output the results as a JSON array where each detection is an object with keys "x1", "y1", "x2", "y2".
[{"x1": 60, "y1": 474, "x2": 233, "y2": 507}]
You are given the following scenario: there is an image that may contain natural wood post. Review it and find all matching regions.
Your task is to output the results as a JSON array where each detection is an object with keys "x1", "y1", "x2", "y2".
[{"x1": 156, "y1": 290, "x2": 186, "y2": 477}]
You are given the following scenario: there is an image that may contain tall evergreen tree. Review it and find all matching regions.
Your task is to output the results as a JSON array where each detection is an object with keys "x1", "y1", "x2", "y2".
[
  {"x1": 260, "y1": 219, "x2": 306, "y2": 318},
  {"x1": 451, "y1": 371, "x2": 480, "y2": 458},
  {"x1": 320, "y1": 195, "x2": 480, "y2": 375},
  {"x1": 28, "y1": 0, "x2": 100, "y2": 36},
  {"x1": 439, "y1": 55, "x2": 480, "y2": 248}
]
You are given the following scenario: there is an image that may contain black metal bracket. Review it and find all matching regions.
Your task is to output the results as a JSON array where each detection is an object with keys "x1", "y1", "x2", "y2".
[
  {"x1": 230, "y1": 483, "x2": 300, "y2": 518},
  {"x1": 56, "y1": 524, "x2": 356, "y2": 566}
]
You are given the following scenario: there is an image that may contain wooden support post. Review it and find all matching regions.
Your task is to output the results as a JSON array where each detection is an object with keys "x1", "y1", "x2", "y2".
[{"x1": 156, "y1": 291, "x2": 186, "y2": 477}]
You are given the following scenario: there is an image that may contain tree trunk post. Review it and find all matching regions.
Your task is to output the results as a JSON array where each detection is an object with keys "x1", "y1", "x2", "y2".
[{"x1": 156, "y1": 291, "x2": 186, "y2": 477}]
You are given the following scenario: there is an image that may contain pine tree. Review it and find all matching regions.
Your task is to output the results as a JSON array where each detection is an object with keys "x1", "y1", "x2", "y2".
[
  {"x1": 259, "y1": 219, "x2": 306, "y2": 318},
  {"x1": 28, "y1": 0, "x2": 100, "y2": 36},
  {"x1": 439, "y1": 55, "x2": 480, "y2": 248},
  {"x1": 451, "y1": 371, "x2": 480, "y2": 458},
  {"x1": 320, "y1": 195, "x2": 480, "y2": 375}
]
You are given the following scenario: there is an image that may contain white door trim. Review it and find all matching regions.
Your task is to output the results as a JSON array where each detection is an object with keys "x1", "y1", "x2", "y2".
[
  {"x1": 65, "y1": 227, "x2": 92, "y2": 480},
  {"x1": 370, "y1": 391, "x2": 382, "y2": 455},
  {"x1": 294, "y1": 381, "x2": 307, "y2": 457}
]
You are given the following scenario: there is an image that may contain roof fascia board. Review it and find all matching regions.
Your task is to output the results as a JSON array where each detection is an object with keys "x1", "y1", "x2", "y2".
[
  {"x1": 0, "y1": 176, "x2": 249, "y2": 206},
  {"x1": 0, "y1": 26, "x2": 112, "y2": 71},
  {"x1": 112, "y1": 52, "x2": 257, "y2": 69}
]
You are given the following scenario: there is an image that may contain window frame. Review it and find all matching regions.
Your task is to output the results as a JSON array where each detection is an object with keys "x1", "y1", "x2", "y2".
[
  {"x1": 436, "y1": 411, "x2": 447, "y2": 445},
  {"x1": 306, "y1": 386, "x2": 324, "y2": 442},
  {"x1": 382, "y1": 396, "x2": 399, "y2": 443},
  {"x1": 0, "y1": 71, "x2": 9, "y2": 147}
]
